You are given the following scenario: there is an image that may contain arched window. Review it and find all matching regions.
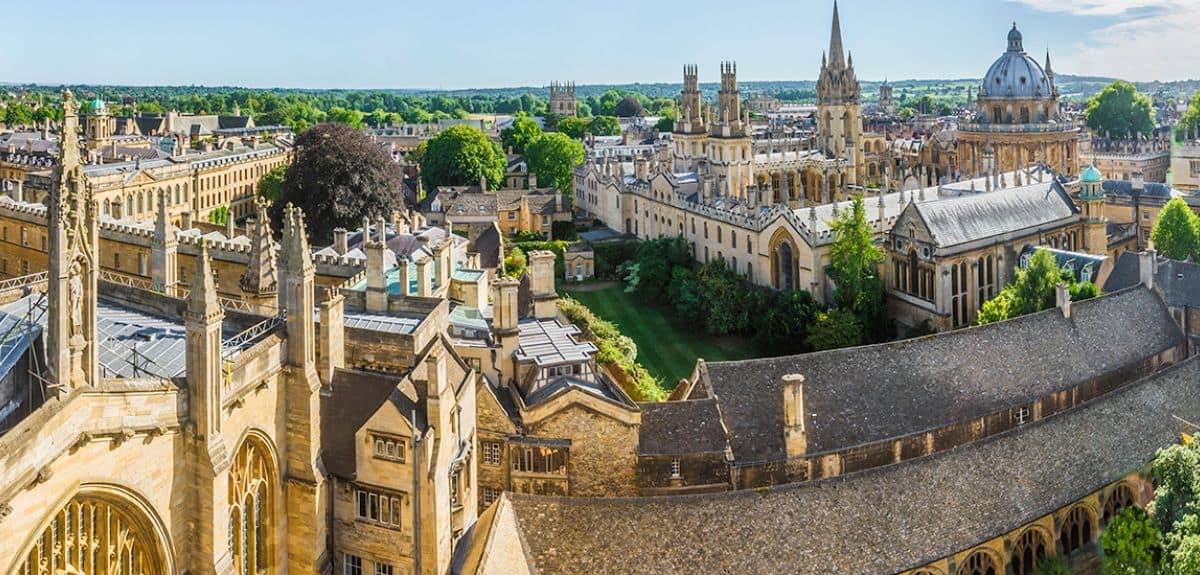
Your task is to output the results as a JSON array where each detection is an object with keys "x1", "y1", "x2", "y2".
[
  {"x1": 774, "y1": 241, "x2": 795, "y2": 291},
  {"x1": 125, "y1": 194, "x2": 133, "y2": 217},
  {"x1": 908, "y1": 249, "x2": 919, "y2": 297},
  {"x1": 1060, "y1": 506, "x2": 1094, "y2": 556},
  {"x1": 16, "y1": 490, "x2": 171, "y2": 574},
  {"x1": 1103, "y1": 484, "x2": 1136, "y2": 524},
  {"x1": 229, "y1": 435, "x2": 277, "y2": 574},
  {"x1": 1010, "y1": 528, "x2": 1050, "y2": 575},
  {"x1": 957, "y1": 550, "x2": 998, "y2": 575}
]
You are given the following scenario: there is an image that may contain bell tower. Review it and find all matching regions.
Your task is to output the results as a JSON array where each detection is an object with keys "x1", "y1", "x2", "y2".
[
  {"x1": 1080, "y1": 163, "x2": 1108, "y2": 257},
  {"x1": 47, "y1": 90, "x2": 99, "y2": 394},
  {"x1": 673, "y1": 65, "x2": 708, "y2": 173},
  {"x1": 816, "y1": 1, "x2": 863, "y2": 186}
]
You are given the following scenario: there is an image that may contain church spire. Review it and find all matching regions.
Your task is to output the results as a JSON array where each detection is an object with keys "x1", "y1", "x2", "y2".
[{"x1": 829, "y1": 1, "x2": 845, "y2": 68}]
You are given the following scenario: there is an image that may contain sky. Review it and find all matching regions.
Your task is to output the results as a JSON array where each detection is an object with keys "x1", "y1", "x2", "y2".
[{"x1": 1, "y1": 0, "x2": 1195, "y2": 89}]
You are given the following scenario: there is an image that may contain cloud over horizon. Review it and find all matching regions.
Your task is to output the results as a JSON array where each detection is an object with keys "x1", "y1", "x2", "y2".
[{"x1": 1009, "y1": 0, "x2": 1200, "y2": 81}]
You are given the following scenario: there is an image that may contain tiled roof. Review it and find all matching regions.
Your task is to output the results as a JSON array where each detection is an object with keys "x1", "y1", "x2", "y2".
[
  {"x1": 1102, "y1": 179, "x2": 1172, "y2": 199},
  {"x1": 638, "y1": 399, "x2": 727, "y2": 456},
  {"x1": 1103, "y1": 251, "x2": 1141, "y2": 292},
  {"x1": 914, "y1": 180, "x2": 1077, "y2": 248},
  {"x1": 704, "y1": 286, "x2": 1182, "y2": 462},
  {"x1": 499, "y1": 357, "x2": 1200, "y2": 575}
]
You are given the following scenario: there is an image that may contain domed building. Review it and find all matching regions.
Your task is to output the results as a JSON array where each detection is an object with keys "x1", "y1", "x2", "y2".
[{"x1": 957, "y1": 24, "x2": 1080, "y2": 179}]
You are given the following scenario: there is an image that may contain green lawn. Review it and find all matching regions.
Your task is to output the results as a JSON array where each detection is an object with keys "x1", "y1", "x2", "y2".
[{"x1": 560, "y1": 285, "x2": 761, "y2": 386}]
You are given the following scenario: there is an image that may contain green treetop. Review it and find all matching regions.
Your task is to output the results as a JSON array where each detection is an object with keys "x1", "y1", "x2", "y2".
[
  {"x1": 1085, "y1": 81, "x2": 1155, "y2": 139},
  {"x1": 418, "y1": 124, "x2": 506, "y2": 191},
  {"x1": 828, "y1": 196, "x2": 884, "y2": 313},
  {"x1": 525, "y1": 132, "x2": 584, "y2": 196},
  {"x1": 1150, "y1": 197, "x2": 1200, "y2": 262},
  {"x1": 500, "y1": 113, "x2": 543, "y2": 155}
]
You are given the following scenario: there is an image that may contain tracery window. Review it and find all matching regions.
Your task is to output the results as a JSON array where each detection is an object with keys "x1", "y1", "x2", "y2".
[
  {"x1": 1010, "y1": 528, "x2": 1049, "y2": 575},
  {"x1": 957, "y1": 550, "x2": 998, "y2": 575},
  {"x1": 16, "y1": 492, "x2": 168, "y2": 574},
  {"x1": 229, "y1": 435, "x2": 276, "y2": 574},
  {"x1": 1060, "y1": 505, "x2": 1094, "y2": 556},
  {"x1": 1103, "y1": 484, "x2": 1136, "y2": 524}
]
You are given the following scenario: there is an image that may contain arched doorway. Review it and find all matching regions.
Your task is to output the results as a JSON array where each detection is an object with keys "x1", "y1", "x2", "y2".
[
  {"x1": 229, "y1": 432, "x2": 279, "y2": 575},
  {"x1": 1010, "y1": 528, "x2": 1050, "y2": 575},
  {"x1": 13, "y1": 486, "x2": 173, "y2": 575},
  {"x1": 957, "y1": 550, "x2": 998, "y2": 575}
]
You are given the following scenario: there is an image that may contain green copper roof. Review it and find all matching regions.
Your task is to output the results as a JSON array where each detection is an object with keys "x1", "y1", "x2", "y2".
[{"x1": 1081, "y1": 163, "x2": 1103, "y2": 184}]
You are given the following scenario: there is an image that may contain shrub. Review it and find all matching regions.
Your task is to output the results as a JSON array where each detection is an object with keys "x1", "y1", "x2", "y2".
[
  {"x1": 1032, "y1": 556, "x2": 1072, "y2": 575},
  {"x1": 556, "y1": 296, "x2": 664, "y2": 401}
]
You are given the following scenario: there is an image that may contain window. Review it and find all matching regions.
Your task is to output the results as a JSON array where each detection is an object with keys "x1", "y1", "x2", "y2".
[
  {"x1": 482, "y1": 487, "x2": 501, "y2": 507},
  {"x1": 356, "y1": 488, "x2": 404, "y2": 529},
  {"x1": 1016, "y1": 406, "x2": 1030, "y2": 425},
  {"x1": 1143, "y1": 210, "x2": 1150, "y2": 220},
  {"x1": 482, "y1": 441, "x2": 503, "y2": 466},
  {"x1": 507, "y1": 212, "x2": 516, "y2": 220},
  {"x1": 371, "y1": 434, "x2": 406, "y2": 463},
  {"x1": 344, "y1": 554, "x2": 363, "y2": 575},
  {"x1": 512, "y1": 445, "x2": 567, "y2": 475},
  {"x1": 542, "y1": 216, "x2": 549, "y2": 225},
  {"x1": 375, "y1": 563, "x2": 393, "y2": 575},
  {"x1": 114, "y1": 253, "x2": 121, "y2": 270},
  {"x1": 670, "y1": 458, "x2": 681, "y2": 478}
]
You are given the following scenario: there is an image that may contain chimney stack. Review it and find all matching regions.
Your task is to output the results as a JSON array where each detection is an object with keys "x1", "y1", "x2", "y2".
[
  {"x1": 333, "y1": 228, "x2": 348, "y2": 254},
  {"x1": 1131, "y1": 170, "x2": 1144, "y2": 193},
  {"x1": 1140, "y1": 249, "x2": 1157, "y2": 290},
  {"x1": 782, "y1": 374, "x2": 808, "y2": 458},
  {"x1": 1055, "y1": 283, "x2": 1071, "y2": 319}
]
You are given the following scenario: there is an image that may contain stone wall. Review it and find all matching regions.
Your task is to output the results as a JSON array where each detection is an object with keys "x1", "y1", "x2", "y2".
[{"x1": 526, "y1": 405, "x2": 639, "y2": 497}]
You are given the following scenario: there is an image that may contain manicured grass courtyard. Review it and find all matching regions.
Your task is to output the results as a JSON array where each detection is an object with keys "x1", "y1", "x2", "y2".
[{"x1": 560, "y1": 284, "x2": 761, "y2": 387}]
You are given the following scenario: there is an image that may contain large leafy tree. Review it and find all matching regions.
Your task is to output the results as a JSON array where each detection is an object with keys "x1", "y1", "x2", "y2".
[
  {"x1": 588, "y1": 116, "x2": 621, "y2": 137},
  {"x1": 525, "y1": 132, "x2": 584, "y2": 195},
  {"x1": 1150, "y1": 197, "x2": 1200, "y2": 261},
  {"x1": 828, "y1": 196, "x2": 883, "y2": 312},
  {"x1": 1178, "y1": 92, "x2": 1200, "y2": 141},
  {"x1": 418, "y1": 124, "x2": 505, "y2": 191},
  {"x1": 270, "y1": 122, "x2": 405, "y2": 243},
  {"x1": 1100, "y1": 507, "x2": 1160, "y2": 575},
  {"x1": 1086, "y1": 81, "x2": 1155, "y2": 139},
  {"x1": 500, "y1": 113, "x2": 542, "y2": 154},
  {"x1": 977, "y1": 248, "x2": 1083, "y2": 325},
  {"x1": 257, "y1": 165, "x2": 287, "y2": 203},
  {"x1": 5, "y1": 103, "x2": 34, "y2": 126},
  {"x1": 615, "y1": 96, "x2": 646, "y2": 117}
]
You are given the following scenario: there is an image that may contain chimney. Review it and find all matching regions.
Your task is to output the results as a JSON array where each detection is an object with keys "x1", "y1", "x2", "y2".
[
  {"x1": 1140, "y1": 249, "x2": 1157, "y2": 290},
  {"x1": 333, "y1": 228, "x2": 348, "y2": 254},
  {"x1": 529, "y1": 250, "x2": 557, "y2": 319},
  {"x1": 1055, "y1": 283, "x2": 1071, "y2": 319},
  {"x1": 782, "y1": 374, "x2": 808, "y2": 458},
  {"x1": 181, "y1": 211, "x2": 193, "y2": 229},
  {"x1": 11, "y1": 179, "x2": 22, "y2": 203},
  {"x1": 555, "y1": 192, "x2": 563, "y2": 213},
  {"x1": 479, "y1": 175, "x2": 488, "y2": 192},
  {"x1": 529, "y1": 172, "x2": 537, "y2": 189},
  {"x1": 1131, "y1": 171, "x2": 1144, "y2": 193}
]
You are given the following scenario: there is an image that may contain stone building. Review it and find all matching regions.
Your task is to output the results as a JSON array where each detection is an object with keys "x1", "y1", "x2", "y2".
[
  {"x1": 419, "y1": 179, "x2": 572, "y2": 241},
  {"x1": 0, "y1": 92, "x2": 479, "y2": 575},
  {"x1": 548, "y1": 82, "x2": 576, "y2": 118},
  {"x1": 1081, "y1": 130, "x2": 1172, "y2": 183},
  {"x1": 957, "y1": 25, "x2": 1079, "y2": 179},
  {"x1": 1170, "y1": 138, "x2": 1200, "y2": 192}
]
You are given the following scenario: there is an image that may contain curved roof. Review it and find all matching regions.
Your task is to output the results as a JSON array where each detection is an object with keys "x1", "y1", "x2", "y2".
[
  {"x1": 981, "y1": 24, "x2": 1052, "y2": 100},
  {"x1": 1082, "y1": 164, "x2": 1103, "y2": 183}
]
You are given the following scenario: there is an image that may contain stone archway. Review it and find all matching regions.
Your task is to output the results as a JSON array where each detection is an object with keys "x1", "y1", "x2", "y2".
[
  {"x1": 12, "y1": 485, "x2": 173, "y2": 575},
  {"x1": 229, "y1": 431, "x2": 280, "y2": 575},
  {"x1": 1010, "y1": 527, "x2": 1052, "y2": 575},
  {"x1": 956, "y1": 549, "x2": 999, "y2": 575}
]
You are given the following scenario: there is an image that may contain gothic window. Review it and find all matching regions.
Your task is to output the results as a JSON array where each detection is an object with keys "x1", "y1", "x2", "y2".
[
  {"x1": 951, "y1": 261, "x2": 970, "y2": 327},
  {"x1": 1009, "y1": 528, "x2": 1049, "y2": 575},
  {"x1": 1103, "y1": 484, "x2": 1136, "y2": 524},
  {"x1": 15, "y1": 491, "x2": 169, "y2": 574},
  {"x1": 957, "y1": 550, "x2": 998, "y2": 575},
  {"x1": 1060, "y1": 505, "x2": 1094, "y2": 556},
  {"x1": 229, "y1": 435, "x2": 276, "y2": 574},
  {"x1": 774, "y1": 240, "x2": 795, "y2": 291},
  {"x1": 909, "y1": 250, "x2": 920, "y2": 297}
]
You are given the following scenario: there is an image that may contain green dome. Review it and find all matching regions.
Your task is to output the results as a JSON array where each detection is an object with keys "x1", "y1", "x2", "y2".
[{"x1": 1081, "y1": 163, "x2": 1103, "y2": 183}]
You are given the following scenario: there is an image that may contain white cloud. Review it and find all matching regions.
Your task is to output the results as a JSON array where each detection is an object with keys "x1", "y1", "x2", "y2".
[{"x1": 1008, "y1": 0, "x2": 1200, "y2": 81}]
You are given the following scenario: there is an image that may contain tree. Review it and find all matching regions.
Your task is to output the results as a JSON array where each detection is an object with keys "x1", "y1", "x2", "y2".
[
  {"x1": 828, "y1": 196, "x2": 884, "y2": 313},
  {"x1": 4, "y1": 103, "x2": 34, "y2": 126},
  {"x1": 270, "y1": 122, "x2": 406, "y2": 244},
  {"x1": 557, "y1": 117, "x2": 591, "y2": 139},
  {"x1": 1031, "y1": 556, "x2": 1072, "y2": 575},
  {"x1": 418, "y1": 125, "x2": 505, "y2": 192},
  {"x1": 500, "y1": 113, "x2": 543, "y2": 154},
  {"x1": 1100, "y1": 507, "x2": 1160, "y2": 575},
  {"x1": 208, "y1": 206, "x2": 229, "y2": 226},
  {"x1": 1178, "y1": 92, "x2": 1200, "y2": 141},
  {"x1": 525, "y1": 132, "x2": 584, "y2": 196},
  {"x1": 805, "y1": 309, "x2": 863, "y2": 351},
  {"x1": 1086, "y1": 81, "x2": 1155, "y2": 139},
  {"x1": 977, "y1": 249, "x2": 1063, "y2": 325},
  {"x1": 504, "y1": 246, "x2": 527, "y2": 278},
  {"x1": 615, "y1": 96, "x2": 646, "y2": 117},
  {"x1": 1150, "y1": 197, "x2": 1200, "y2": 262},
  {"x1": 588, "y1": 116, "x2": 621, "y2": 137},
  {"x1": 325, "y1": 106, "x2": 364, "y2": 129},
  {"x1": 654, "y1": 116, "x2": 675, "y2": 133},
  {"x1": 257, "y1": 165, "x2": 287, "y2": 203}
]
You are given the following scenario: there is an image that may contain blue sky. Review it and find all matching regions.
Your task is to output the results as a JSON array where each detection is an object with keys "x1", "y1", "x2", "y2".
[{"x1": 1, "y1": 0, "x2": 1194, "y2": 89}]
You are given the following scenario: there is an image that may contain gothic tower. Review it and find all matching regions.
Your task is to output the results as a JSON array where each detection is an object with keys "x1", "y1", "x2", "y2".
[
  {"x1": 880, "y1": 77, "x2": 895, "y2": 115},
  {"x1": 816, "y1": 1, "x2": 863, "y2": 186},
  {"x1": 673, "y1": 65, "x2": 708, "y2": 173},
  {"x1": 47, "y1": 90, "x2": 99, "y2": 393},
  {"x1": 707, "y1": 61, "x2": 754, "y2": 200},
  {"x1": 548, "y1": 81, "x2": 577, "y2": 118}
]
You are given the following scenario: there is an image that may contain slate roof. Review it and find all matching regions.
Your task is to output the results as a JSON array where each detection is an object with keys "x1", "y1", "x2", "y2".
[
  {"x1": 321, "y1": 368, "x2": 425, "y2": 480},
  {"x1": 421, "y1": 187, "x2": 495, "y2": 216},
  {"x1": 1103, "y1": 251, "x2": 1142, "y2": 293},
  {"x1": 703, "y1": 286, "x2": 1182, "y2": 462},
  {"x1": 913, "y1": 180, "x2": 1077, "y2": 248},
  {"x1": 498, "y1": 357, "x2": 1200, "y2": 575},
  {"x1": 637, "y1": 399, "x2": 727, "y2": 456},
  {"x1": 1102, "y1": 179, "x2": 1172, "y2": 199},
  {"x1": 496, "y1": 189, "x2": 562, "y2": 214},
  {"x1": 474, "y1": 224, "x2": 502, "y2": 270},
  {"x1": 1103, "y1": 253, "x2": 1200, "y2": 309}
]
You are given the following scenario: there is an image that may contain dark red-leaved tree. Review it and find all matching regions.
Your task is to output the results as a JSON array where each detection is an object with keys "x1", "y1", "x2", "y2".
[{"x1": 270, "y1": 122, "x2": 405, "y2": 244}]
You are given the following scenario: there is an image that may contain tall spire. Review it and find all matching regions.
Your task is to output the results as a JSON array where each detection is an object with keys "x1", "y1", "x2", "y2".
[
  {"x1": 188, "y1": 240, "x2": 219, "y2": 316},
  {"x1": 829, "y1": 1, "x2": 845, "y2": 68}
]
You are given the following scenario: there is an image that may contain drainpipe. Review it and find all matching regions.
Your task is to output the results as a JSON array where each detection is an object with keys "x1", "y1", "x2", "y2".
[{"x1": 412, "y1": 410, "x2": 423, "y2": 575}]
